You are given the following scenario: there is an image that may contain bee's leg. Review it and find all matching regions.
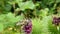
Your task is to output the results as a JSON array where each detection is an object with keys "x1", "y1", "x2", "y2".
[{"x1": 21, "y1": 25, "x2": 25, "y2": 34}]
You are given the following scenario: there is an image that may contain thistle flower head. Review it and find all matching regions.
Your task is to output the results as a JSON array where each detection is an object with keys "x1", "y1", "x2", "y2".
[
  {"x1": 53, "y1": 17, "x2": 60, "y2": 26},
  {"x1": 23, "y1": 19, "x2": 32, "y2": 34}
]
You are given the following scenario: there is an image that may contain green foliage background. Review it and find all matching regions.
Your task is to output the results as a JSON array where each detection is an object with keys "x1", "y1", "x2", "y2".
[{"x1": 0, "y1": 0, "x2": 60, "y2": 34}]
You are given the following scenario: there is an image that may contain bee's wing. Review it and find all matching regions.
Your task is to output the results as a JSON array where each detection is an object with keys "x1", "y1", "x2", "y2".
[{"x1": 16, "y1": 20, "x2": 23, "y2": 26}]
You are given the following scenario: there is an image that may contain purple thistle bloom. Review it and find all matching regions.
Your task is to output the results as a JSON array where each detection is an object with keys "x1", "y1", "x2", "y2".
[
  {"x1": 23, "y1": 19, "x2": 32, "y2": 34},
  {"x1": 53, "y1": 17, "x2": 60, "y2": 26},
  {"x1": 58, "y1": 18, "x2": 60, "y2": 22}
]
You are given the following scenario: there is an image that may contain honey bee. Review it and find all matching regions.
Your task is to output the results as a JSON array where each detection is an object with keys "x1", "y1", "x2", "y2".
[{"x1": 16, "y1": 18, "x2": 32, "y2": 34}]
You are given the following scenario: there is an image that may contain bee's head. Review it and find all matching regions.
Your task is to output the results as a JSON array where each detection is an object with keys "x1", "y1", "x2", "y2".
[
  {"x1": 16, "y1": 20, "x2": 24, "y2": 26},
  {"x1": 16, "y1": 19, "x2": 31, "y2": 26}
]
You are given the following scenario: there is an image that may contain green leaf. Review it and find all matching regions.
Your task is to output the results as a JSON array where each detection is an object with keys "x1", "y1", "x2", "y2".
[
  {"x1": 39, "y1": 8, "x2": 49, "y2": 18},
  {"x1": 56, "y1": 0, "x2": 60, "y2": 3},
  {"x1": 15, "y1": 0, "x2": 23, "y2": 3},
  {"x1": 18, "y1": 1, "x2": 35, "y2": 10},
  {"x1": 0, "y1": 23, "x2": 3, "y2": 32},
  {"x1": 40, "y1": 16, "x2": 52, "y2": 34}
]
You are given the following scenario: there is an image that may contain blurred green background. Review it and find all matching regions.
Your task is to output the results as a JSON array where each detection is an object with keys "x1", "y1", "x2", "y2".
[{"x1": 0, "y1": 0, "x2": 60, "y2": 34}]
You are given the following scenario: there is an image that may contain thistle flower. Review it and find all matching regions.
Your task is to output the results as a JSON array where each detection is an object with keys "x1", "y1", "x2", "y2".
[
  {"x1": 58, "y1": 17, "x2": 60, "y2": 22},
  {"x1": 53, "y1": 17, "x2": 60, "y2": 26},
  {"x1": 23, "y1": 19, "x2": 32, "y2": 34}
]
